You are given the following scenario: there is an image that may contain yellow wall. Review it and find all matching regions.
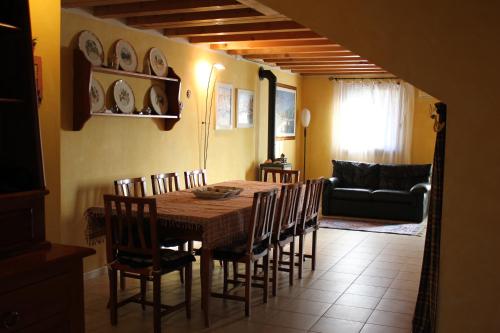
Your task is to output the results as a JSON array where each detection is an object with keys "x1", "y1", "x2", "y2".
[
  {"x1": 301, "y1": 76, "x2": 436, "y2": 180},
  {"x1": 60, "y1": 10, "x2": 301, "y2": 271},
  {"x1": 259, "y1": 1, "x2": 500, "y2": 331},
  {"x1": 29, "y1": 0, "x2": 61, "y2": 243}
]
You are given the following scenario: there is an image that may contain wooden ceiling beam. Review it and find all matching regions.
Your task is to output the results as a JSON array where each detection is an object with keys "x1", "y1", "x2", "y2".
[
  {"x1": 211, "y1": 39, "x2": 337, "y2": 50},
  {"x1": 274, "y1": 60, "x2": 370, "y2": 65},
  {"x1": 127, "y1": 8, "x2": 269, "y2": 29},
  {"x1": 244, "y1": 52, "x2": 358, "y2": 59},
  {"x1": 236, "y1": 0, "x2": 281, "y2": 15},
  {"x1": 263, "y1": 57, "x2": 368, "y2": 62},
  {"x1": 281, "y1": 64, "x2": 379, "y2": 69},
  {"x1": 94, "y1": 0, "x2": 245, "y2": 19},
  {"x1": 62, "y1": 0, "x2": 155, "y2": 7},
  {"x1": 189, "y1": 31, "x2": 321, "y2": 43},
  {"x1": 227, "y1": 46, "x2": 348, "y2": 55},
  {"x1": 293, "y1": 70, "x2": 388, "y2": 74},
  {"x1": 289, "y1": 67, "x2": 382, "y2": 71},
  {"x1": 164, "y1": 21, "x2": 307, "y2": 37}
]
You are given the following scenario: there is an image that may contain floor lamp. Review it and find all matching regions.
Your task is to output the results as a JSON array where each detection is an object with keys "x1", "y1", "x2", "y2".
[
  {"x1": 203, "y1": 63, "x2": 225, "y2": 169},
  {"x1": 301, "y1": 108, "x2": 311, "y2": 179}
]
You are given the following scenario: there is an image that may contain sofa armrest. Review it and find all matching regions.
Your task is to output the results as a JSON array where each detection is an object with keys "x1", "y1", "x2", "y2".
[
  {"x1": 325, "y1": 177, "x2": 341, "y2": 188},
  {"x1": 410, "y1": 182, "x2": 431, "y2": 194}
]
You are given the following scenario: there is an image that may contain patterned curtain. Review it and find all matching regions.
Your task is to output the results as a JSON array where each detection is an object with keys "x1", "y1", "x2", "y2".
[{"x1": 412, "y1": 102, "x2": 447, "y2": 333}]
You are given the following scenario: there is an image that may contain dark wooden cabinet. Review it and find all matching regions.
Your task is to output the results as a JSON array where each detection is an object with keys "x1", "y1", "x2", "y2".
[
  {"x1": 0, "y1": 2, "x2": 96, "y2": 332},
  {"x1": 0, "y1": 244, "x2": 94, "y2": 333}
]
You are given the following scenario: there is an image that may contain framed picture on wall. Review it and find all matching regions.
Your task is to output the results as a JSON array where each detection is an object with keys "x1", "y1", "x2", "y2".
[
  {"x1": 215, "y1": 82, "x2": 233, "y2": 130},
  {"x1": 275, "y1": 83, "x2": 296, "y2": 139},
  {"x1": 236, "y1": 89, "x2": 254, "y2": 128}
]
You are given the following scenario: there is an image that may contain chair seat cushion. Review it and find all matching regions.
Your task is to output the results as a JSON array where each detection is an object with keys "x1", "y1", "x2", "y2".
[
  {"x1": 160, "y1": 237, "x2": 187, "y2": 248},
  {"x1": 212, "y1": 240, "x2": 269, "y2": 261},
  {"x1": 332, "y1": 188, "x2": 372, "y2": 201},
  {"x1": 117, "y1": 249, "x2": 195, "y2": 270},
  {"x1": 279, "y1": 227, "x2": 295, "y2": 242},
  {"x1": 371, "y1": 189, "x2": 414, "y2": 204}
]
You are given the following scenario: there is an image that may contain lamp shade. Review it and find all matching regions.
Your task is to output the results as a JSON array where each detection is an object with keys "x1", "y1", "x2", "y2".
[{"x1": 301, "y1": 108, "x2": 311, "y2": 128}]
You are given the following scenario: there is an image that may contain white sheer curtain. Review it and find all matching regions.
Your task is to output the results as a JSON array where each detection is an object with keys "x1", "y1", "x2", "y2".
[{"x1": 331, "y1": 79, "x2": 415, "y2": 164}]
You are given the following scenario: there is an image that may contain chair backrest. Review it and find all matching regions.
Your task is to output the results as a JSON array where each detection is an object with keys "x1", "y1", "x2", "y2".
[
  {"x1": 298, "y1": 177, "x2": 324, "y2": 230},
  {"x1": 184, "y1": 169, "x2": 207, "y2": 189},
  {"x1": 104, "y1": 195, "x2": 161, "y2": 270},
  {"x1": 114, "y1": 177, "x2": 147, "y2": 197},
  {"x1": 264, "y1": 169, "x2": 300, "y2": 184},
  {"x1": 246, "y1": 189, "x2": 278, "y2": 254},
  {"x1": 151, "y1": 172, "x2": 180, "y2": 195},
  {"x1": 274, "y1": 183, "x2": 303, "y2": 238}
]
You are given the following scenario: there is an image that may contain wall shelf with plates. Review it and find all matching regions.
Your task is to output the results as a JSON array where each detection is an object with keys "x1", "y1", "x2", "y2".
[{"x1": 72, "y1": 49, "x2": 182, "y2": 131}]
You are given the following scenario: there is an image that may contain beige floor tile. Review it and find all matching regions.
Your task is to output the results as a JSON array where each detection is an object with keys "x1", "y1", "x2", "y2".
[
  {"x1": 310, "y1": 317, "x2": 364, "y2": 333},
  {"x1": 308, "y1": 279, "x2": 351, "y2": 293},
  {"x1": 376, "y1": 299, "x2": 415, "y2": 315},
  {"x1": 367, "y1": 310, "x2": 412, "y2": 329},
  {"x1": 335, "y1": 294, "x2": 380, "y2": 309},
  {"x1": 319, "y1": 272, "x2": 359, "y2": 284},
  {"x1": 345, "y1": 284, "x2": 387, "y2": 298},
  {"x1": 250, "y1": 309, "x2": 319, "y2": 330},
  {"x1": 324, "y1": 304, "x2": 373, "y2": 322},
  {"x1": 362, "y1": 268, "x2": 400, "y2": 279},
  {"x1": 360, "y1": 323, "x2": 410, "y2": 333},
  {"x1": 355, "y1": 275, "x2": 394, "y2": 288},
  {"x1": 281, "y1": 299, "x2": 332, "y2": 316},
  {"x1": 295, "y1": 288, "x2": 342, "y2": 303},
  {"x1": 329, "y1": 264, "x2": 367, "y2": 275},
  {"x1": 383, "y1": 289, "x2": 418, "y2": 302}
]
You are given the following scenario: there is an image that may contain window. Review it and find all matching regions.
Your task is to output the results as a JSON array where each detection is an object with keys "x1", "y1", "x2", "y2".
[{"x1": 332, "y1": 79, "x2": 414, "y2": 163}]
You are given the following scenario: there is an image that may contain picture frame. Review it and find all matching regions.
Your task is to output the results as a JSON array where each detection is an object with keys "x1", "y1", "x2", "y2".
[
  {"x1": 215, "y1": 82, "x2": 233, "y2": 130},
  {"x1": 236, "y1": 88, "x2": 254, "y2": 128},
  {"x1": 275, "y1": 83, "x2": 297, "y2": 139}
]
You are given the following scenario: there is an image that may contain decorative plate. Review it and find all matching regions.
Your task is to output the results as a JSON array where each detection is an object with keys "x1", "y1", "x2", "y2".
[
  {"x1": 113, "y1": 80, "x2": 135, "y2": 114},
  {"x1": 89, "y1": 77, "x2": 105, "y2": 113},
  {"x1": 115, "y1": 39, "x2": 138, "y2": 72},
  {"x1": 148, "y1": 48, "x2": 168, "y2": 77},
  {"x1": 192, "y1": 186, "x2": 243, "y2": 200},
  {"x1": 78, "y1": 30, "x2": 104, "y2": 66},
  {"x1": 149, "y1": 85, "x2": 168, "y2": 115}
]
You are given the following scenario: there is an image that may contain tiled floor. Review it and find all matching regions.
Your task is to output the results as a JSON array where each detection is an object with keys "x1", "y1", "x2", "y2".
[{"x1": 84, "y1": 228, "x2": 424, "y2": 333}]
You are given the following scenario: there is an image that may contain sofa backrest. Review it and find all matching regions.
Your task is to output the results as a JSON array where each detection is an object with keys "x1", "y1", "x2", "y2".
[
  {"x1": 332, "y1": 160, "x2": 380, "y2": 189},
  {"x1": 379, "y1": 164, "x2": 432, "y2": 191},
  {"x1": 332, "y1": 160, "x2": 432, "y2": 191}
]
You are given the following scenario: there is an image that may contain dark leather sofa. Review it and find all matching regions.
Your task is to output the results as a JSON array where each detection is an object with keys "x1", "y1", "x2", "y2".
[{"x1": 322, "y1": 160, "x2": 432, "y2": 222}]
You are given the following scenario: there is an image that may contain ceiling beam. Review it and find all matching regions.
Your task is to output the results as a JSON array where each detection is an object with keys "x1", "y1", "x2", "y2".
[
  {"x1": 210, "y1": 39, "x2": 336, "y2": 50},
  {"x1": 127, "y1": 8, "x2": 269, "y2": 29},
  {"x1": 62, "y1": 0, "x2": 155, "y2": 7},
  {"x1": 244, "y1": 52, "x2": 359, "y2": 59},
  {"x1": 273, "y1": 60, "x2": 370, "y2": 65},
  {"x1": 289, "y1": 66, "x2": 382, "y2": 71},
  {"x1": 164, "y1": 21, "x2": 307, "y2": 37},
  {"x1": 293, "y1": 69, "x2": 388, "y2": 74},
  {"x1": 263, "y1": 57, "x2": 368, "y2": 63},
  {"x1": 236, "y1": 0, "x2": 280, "y2": 15},
  {"x1": 280, "y1": 64, "x2": 379, "y2": 69},
  {"x1": 189, "y1": 31, "x2": 321, "y2": 43},
  {"x1": 93, "y1": 0, "x2": 245, "y2": 18},
  {"x1": 227, "y1": 46, "x2": 348, "y2": 55}
]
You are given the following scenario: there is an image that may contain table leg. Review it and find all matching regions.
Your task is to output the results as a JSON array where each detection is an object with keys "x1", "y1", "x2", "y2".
[{"x1": 201, "y1": 248, "x2": 213, "y2": 327}]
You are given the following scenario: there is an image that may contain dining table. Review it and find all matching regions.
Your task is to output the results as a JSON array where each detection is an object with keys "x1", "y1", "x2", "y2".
[{"x1": 84, "y1": 180, "x2": 280, "y2": 327}]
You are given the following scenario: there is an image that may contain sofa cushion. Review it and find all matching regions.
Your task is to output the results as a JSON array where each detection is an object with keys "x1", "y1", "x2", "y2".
[
  {"x1": 332, "y1": 188, "x2": 372, "y2": 201},
  {"x1": 332, "y1": 160, "x2": 380, "y2": 189},
  {"x1": 379, "y1": 164, "x2": 431, "y2": 191},
  {"x1": 371, "y1": 189, "x2": 415, "y2": 204}
]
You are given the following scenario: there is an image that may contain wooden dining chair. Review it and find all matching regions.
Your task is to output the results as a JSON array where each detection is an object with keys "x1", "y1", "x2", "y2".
[
  {"x1": 104, "y1": 195, "x2": 194, "y2": 333},
  {"x1": 263, "y1": 169, "x2": 301, "y2": 184},
  {"x1": 114, "y1": 177, "x2": 148, "y2": 197},
  {"x1": 184, "y1": 169, "x2": 207, "y2": 189},
  {"x1": 210, "y1": 189, "x2": 278, "y2": 316},
  {"x1": 151, "y1": 172, "x2": 180, "y2": 195},
  {"x1": 151, "y1": 172, "x2": 193, "y2": 282},
  {"x1": 296, "y1": 177, "x2": 324, "y2": 279},
  {"x1": 270, "y1": 183, "x2": 303, "y2": 296}
]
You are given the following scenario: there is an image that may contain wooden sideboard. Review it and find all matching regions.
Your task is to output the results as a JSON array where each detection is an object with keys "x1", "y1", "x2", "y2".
[{"x1": 0, "y1": 244, "x2": 95, "y2": 332}]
